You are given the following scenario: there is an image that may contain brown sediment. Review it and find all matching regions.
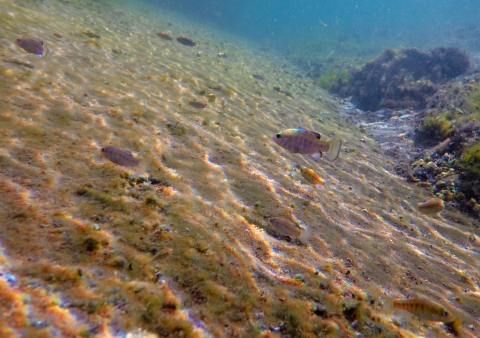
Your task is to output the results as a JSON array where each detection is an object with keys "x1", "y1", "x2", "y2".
[{"x1": 0, "y1": 0, "x2": 478, "y2": 337}]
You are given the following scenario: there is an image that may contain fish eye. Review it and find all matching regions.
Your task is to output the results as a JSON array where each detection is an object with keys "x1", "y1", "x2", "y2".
[
  {"x1": 443, "y1": 311, "x2": 449, "y2": 317},
  {"x1": 276, "y1": 133, "x2": 281, "y2": 138}
]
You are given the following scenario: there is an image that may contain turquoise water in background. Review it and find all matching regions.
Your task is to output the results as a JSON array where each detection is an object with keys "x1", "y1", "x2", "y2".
[{"x1": 147, "y1": 0, "x2": 480, "y2": 56}]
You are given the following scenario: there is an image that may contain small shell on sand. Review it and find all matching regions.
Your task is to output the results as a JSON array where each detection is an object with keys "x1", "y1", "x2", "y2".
[
  {"x1": 157, "y1": 32, "x2": 173, "y2": 40},
  {"x1": 189, "y1": 100, "x2": 207, "y2": 109},
  {"x1": 176, "y1": 36, "x2": 196, "y2": 47}
]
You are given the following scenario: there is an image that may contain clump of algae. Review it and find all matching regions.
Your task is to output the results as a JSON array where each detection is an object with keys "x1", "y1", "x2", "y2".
[
  {"x1": 417, "y1": 115, "x2": 453, "y2": 144},
  {"x1": 458, "y1": 141, "x2": 480, "y2": 176}
]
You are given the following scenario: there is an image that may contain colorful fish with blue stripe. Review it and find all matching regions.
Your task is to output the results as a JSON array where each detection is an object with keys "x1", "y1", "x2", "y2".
[{"x1": 272, "y1": 128, "x2": 342, "y2": 161}]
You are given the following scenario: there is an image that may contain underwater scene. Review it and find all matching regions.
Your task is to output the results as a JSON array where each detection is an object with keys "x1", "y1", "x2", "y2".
[{"x1": 1, "y1": 0, "x2": 480, "y2": 337}]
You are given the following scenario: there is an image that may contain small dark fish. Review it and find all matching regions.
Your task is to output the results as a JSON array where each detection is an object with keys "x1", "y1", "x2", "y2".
[
  {"x1": 15, "y1": 37, "x2": 48, "y2": 57},
  {"x1": 189, "y1": 100, "x2": 207, "y2": 109},
  {"x1": 252, "y1": 74, "x2": 265, "y2": 80},
  {"x1": 101, "y1": 147, "x2": 140, "y2": 168},
  {"x1": 176, "y1": 36, "x2": 196, "y2": 47},
  {"x1": 157, "y1": 32, "x2": 173, "y2": 40},
  {"x1": 267, "y1": 217, "x2": 310, "y2": 244},
  {"x1": 392, "y1": 297, "x2": 455, "y2": 322},
  {"x1": 82, "y1": 30, "x2": 101, "y2": 38},
  {"x1": 2, "y1": 58, "x2": 35, "y2": 69}
]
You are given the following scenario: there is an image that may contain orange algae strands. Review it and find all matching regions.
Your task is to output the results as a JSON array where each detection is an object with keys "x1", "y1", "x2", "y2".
[
  {"x1": 300, "y1": 167, "x2": 325, "y2": 188},
  {"x1": 392, "y1": 297, "x2": 456, "y2": 322},
  {"x1": 417, "y1": 197, "x2": 444, "y2": 215},
  {"x1": 101, "y1": 147, "x2": 140, "y2": 168},
  {"x1": 15, "y1": 37, "x2": 48, "y2": 57},
  {"x1": 267, "y1": 217, "x2": 310, "y2": 244}
]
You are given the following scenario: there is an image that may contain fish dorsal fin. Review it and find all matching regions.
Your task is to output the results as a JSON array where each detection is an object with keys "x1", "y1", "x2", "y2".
[
  {"x1": 407, "y1": 293, "x2": 419, "y2": 300},
  {"x1": 297, "y1": 127, "x2": 321, "y2": 139}
]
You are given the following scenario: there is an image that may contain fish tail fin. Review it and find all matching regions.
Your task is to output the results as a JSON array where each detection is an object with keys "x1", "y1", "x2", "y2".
[
  {"x1": 298, "y1": 227, "x2": 311, "y2": 245},
  {"x1": 41, "y1": 45, "x2": 49, "y2": 58},
  {"x1": 326, "y1": 139, "x2": 342, "y2": 161},
  {"x1": 381, "y1": 295, "x2": 395, "y2": 314}
]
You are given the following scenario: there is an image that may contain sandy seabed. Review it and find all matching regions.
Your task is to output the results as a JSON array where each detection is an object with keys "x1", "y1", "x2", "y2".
[{"x1": 0, "y1": 0, "x2": 479, "y2": 337}]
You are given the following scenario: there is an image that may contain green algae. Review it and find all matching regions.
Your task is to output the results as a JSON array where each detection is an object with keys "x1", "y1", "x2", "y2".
[
  {"x1": 316, "y1": 67, "x2": 349, "y2": 89},
  {"x1": 417, "y1": 115, "x2": 453, "y2": 143},
  {"x1": 458, "y1": 141, "x2": 480, "y2": 176},
  {"x1": 465, "y1": 85, "x2": 480, "y2": 119}
]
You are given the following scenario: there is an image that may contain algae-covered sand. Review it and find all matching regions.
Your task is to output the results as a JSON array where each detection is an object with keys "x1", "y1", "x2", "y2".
[{"x1": 0, "y1": 0, "x2": 479, "y2": 337}]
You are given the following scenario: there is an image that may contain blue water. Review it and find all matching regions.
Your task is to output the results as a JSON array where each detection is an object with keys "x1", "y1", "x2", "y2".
[{"x1": 151, "y1": 0, "x2": 480, "y2": 58}]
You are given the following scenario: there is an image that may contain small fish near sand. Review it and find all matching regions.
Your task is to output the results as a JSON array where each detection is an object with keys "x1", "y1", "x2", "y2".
[
  {"x1": 176, "y1": 36, "x2": 196, "y2": 47},
  {"x1": 388, "y1": 296, "x2": 456, "y2": 323},
  {"x1": 189, "y1": 100, "x2": 207, "y2": 109},
  {"x1": 267, "y1": 217, "x2": 310, "y2": 244},
  {"x1": 418, "y1": 197, "x2": 444, "y2": 215},
  {"x1": 101, "y1": 146, "x2": 140, "y2": 168},
  {"x1": 252, "y1": 74, "x2": 265, "y2": 80},
  {"x1": 157, "y1": 32, "x2": 173, "y2": 40},
  {"x1": 301, "y1": 167, "x2": 325, "y2": 188},
  {"x1": 272, "y1": 128, "x2": 342, "y2": 161},
  {"x1": 15, "y1": 37, "x2": 48, "y2": 57}
]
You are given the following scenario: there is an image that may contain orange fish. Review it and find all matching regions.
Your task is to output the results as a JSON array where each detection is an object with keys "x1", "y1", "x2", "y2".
[
  {"x1": 391, "y1": 296, "x2": 456, "y2": 322},
  {"x1": 267, "y1": 217, "x2": 310, "y2": 244},
  {"x1": 15, "y1": 37, "x2": 48, "y2": 57},
  {"x1": 418, "y1": 197, "x2": 444, "y2": 215},
  {"x1": 101, "y1": 147, "x2": 140, "y2": 168},
  {"x1": 301, "y1": 168, "x2": 325, "y2": 188}
]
